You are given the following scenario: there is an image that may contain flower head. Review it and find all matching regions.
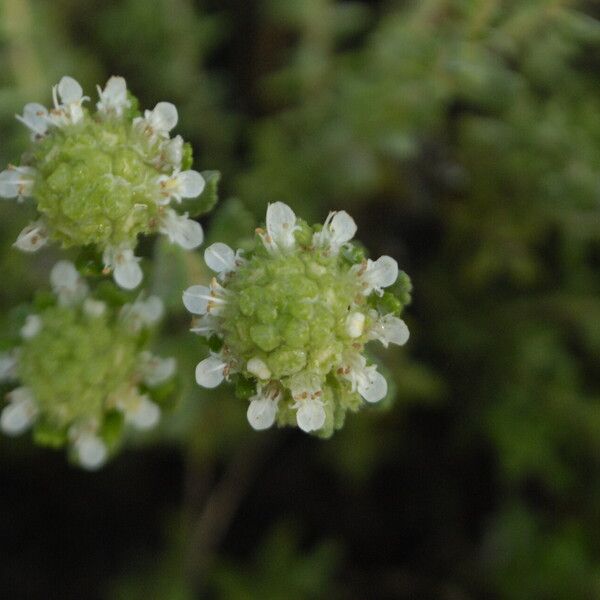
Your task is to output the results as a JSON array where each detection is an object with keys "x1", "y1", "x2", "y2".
[
  {"x1": 0, "y1": 261, "x2": 176, "y2": 469},
  {"x1": 1, "y1": 75, "x2": 214, "y2": 289},
  {"x1": 184, "y1": 202, "x2": 411, "y2": 437}
]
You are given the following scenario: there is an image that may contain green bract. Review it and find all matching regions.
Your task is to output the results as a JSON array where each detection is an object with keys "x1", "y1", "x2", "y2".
[
  {"x1": 0, "y1": 261, "x2": 176, "y2": 469},
  {"x1": 184, "y1": 202, "x2": 411, "y2": 437},
  {"x1": 0, "y1": 75, "x2": 218, "y2": 290}
]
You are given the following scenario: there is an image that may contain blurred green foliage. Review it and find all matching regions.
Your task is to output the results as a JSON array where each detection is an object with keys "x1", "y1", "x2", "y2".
[{"x1": 1, "y1": 0, "x2": 600, "y2": 598}]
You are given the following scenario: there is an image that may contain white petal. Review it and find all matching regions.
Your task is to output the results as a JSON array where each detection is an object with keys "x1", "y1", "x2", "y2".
[
  {"x1": 247, "y1": 396, "x2": 277, "y2": 430},
  {"x1": 127, "y1": 397, "x2": 161, "y2": 430},
  {"x1": 138, "y1": 296, "x2": 164, "y2": 324},
  {"x1": 57, "y1": 76, "x2": 83, "y2": 104},
  {"x1": 381, "y1": 315, "x2": 409, "y2": 347},
  {"x1": 75, "y1": 434, "x2": 107, "y2": 470},
  {"x1": 0, "y1": 353, "x2": 17, "y2": 382},
  {"x1": 14, "y1": 220, "x2": 48, "y2": 252},
  {"x1": 159, "y1": 209, "x2": 204, "y2": 249},
  {"x1": 330, "y1": 211, "x2": 357, "y2": 243},
  {"x1": 204, "y1": 242, "x2": 236, "y2": 274},
  {"x1": 246, "y1": 357, "x2": 271, "y2": 380},
  {"x1": 366, "y1": 256, "x2": 398, "y2": 291},
  {"x1": 1, "y1": 388, "x2": 37, "y2": 435},
  {"x1": 163, "y1": 135, "x2": 183, "y2": 168},
  {"x1": 149, "y1": 102, "x2": 178, "y2": 133},
  {"x1": 112, "y1": 251, "x2": 143, "y2": 289},
  {"x1": 182, "y1": 285, "x2": 211, "y2": 315},
  {"x1": 16, "y1": 103, "x2": 48, "y2": 136},
  {"x1": 83, "y1": 298, "x2": 106, "y2": 318},
  {"x1": 21, "y1": 314, "x2": 42, "y2": 339},
  {"x1": 266, "y1": 202, "x2": 297, "y2": 251},
  {"x1": 358, "y1": 369, "x2": 388, "y2": 403},
  {"x1": 176, "y1": 170, "x2": 205, "y2": 198},
  {"x1": 345, "y1": 312, "x2": 365, "y2": 338},
  {"x1": 0, "y1": 166, "x2": 36, "y2": 199},
  {"x1": 190, "y1": 314, "x2": 219, "y2": 337},
  {"x1": 140, "y1": 352, "x2": 176, "y2": 387},
  {"x1": 195, "y1": 356, "x2": 226, "y2": 388},
  {"x1": 96, "y1": 76, "x2": 129, "y2": 116},
  {"x1": 51, "y1": 260, "x2": 79, "y2": 289},
  {"x1": 296, "y1": 400, "x2": 326, "y2": 433}
]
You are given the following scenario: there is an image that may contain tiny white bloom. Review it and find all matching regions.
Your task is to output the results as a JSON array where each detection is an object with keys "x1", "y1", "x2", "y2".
[
  {"x1": 134, "y1": 101, "x2": 178, "y2": 139},
  {"x1": 83, "y1": 298, "x2": 107, "y2": 318},
  {"x1": 74, "y1": 433, "x2": 108, "y2": 470},
  {"x1": 183, "y1": 285, "x2": 211, "y2": 315},
  {"x1": 342, "y1": 354, "x2": 388, "y2": 403},
  {"x1": 50, "y1": 76, "x2": 87, "y2": 126},
  {"x1": 96, "y1": 76, "x2": 130, "y2": 117},
  {"x1": 190, "y1": 314, "x2": 220, "y2": 338},
  {"x1": 195, "y1": 355, "x2": 227, "y2": 388},
  {"x1": 125, "y1": 396, "x2": 161, "y2": 430},
  {"x1": 345, "y1": 312, "x2": 365, "y2": 338},
  {"x1": 259, "y1": 202, "x2": 298, "y2": 253},
  {"x1": 50, "y1": 260, "x2": 88, "y2": 307},
  {"x1": 246, "y1": 357, "x2": 271, "y2": 380},
  {"x1": 0, "y1": 166, "x2": 37, "y2": 200},
  {"x1": 21, "y1": 314, "x2": 42, "y2": 339},
  {"x1": 369, "y1": 313, "x2": 409, "y2": 348},
  {"x1": 313, "y1": 210, "x2": 357, "y2": 254},
  {"x1": 204, "y1": 242, "x2": 243, "y2": 278},
  {"x1": 161, "y1": 135, "x2": 184, "y2": 168},
  {"x1": 120, "y1": 296, "x2": 164, "y2": 332},
  {"x1": 157, "y1": 170, "x2": 205, "y2": 204},
  {"x1": 295, "y1": 398, "x2": 326, "y2": 433},
  {"x1": 159, "y1": 209, "x2": 204, "y2": 249},
  {"x1": 14, "y1": 220, "x2": 48, "y2": 252},
  {"x1": 247, "y1": 386, "x2": 280, "y2": 431},
  {"x1": 16, "y1": 103, "x2": 49, "y2": 138},
  {"x1": 0, "y1": 353, "x2": 17, "y2": 382},
  {"x1": 1, "y1": 387, "x2": 37, "y2": 435},
  {"x1": 139, "y1": 351, "x2": 176, "y2": 387},
  {"x1": 354, "y1": 255, "x2": 398, "y2": 296},
  {"x1": 103, "y1": 246, "x2": 143, "y2": 290}
]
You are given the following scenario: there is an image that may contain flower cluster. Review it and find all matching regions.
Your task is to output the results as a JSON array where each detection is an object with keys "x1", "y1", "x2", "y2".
[
  {"x1": 183, "y1": 202, "x2": 411, "y2": 437},
  {"x1": 0, "y1": 261, "x2": 176, "y2": 469},
  {"x1": 0, "y1": 76, "x2": 208, "y2": 289}
]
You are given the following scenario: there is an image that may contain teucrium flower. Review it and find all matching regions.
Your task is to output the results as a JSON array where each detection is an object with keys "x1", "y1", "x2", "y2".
[
  {"x1": 1, "y1": 75, "x2": 219, "y2": 289},
  {"x1": 184, "y1": 202, "x2": 412, "y2": 438},
  {"x1": 0, "y1": 261, "x2": 176, "y2": 469}
]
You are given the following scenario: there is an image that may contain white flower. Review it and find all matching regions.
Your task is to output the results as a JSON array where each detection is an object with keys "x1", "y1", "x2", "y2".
[
  {"x1": 159, "y1": 209, "x2": 204, "y2": 249},
  {"x1": 13, "y1": 220, "x2": 48, "y2": 252},
  {"x1": 345, "y1": 312, "x2": 365, "y2": 338},
  {"x1": 16, "y1": 103, "x2": 49, "y2": 139},
  {"x1": 258, "y1": 202, "x2": 298, "y2": 253},
  {"x1": 0, "y1": 387, "x2": 38, "y2": 436},
  {"x1": 50, "y1": 260, "x2": 89, "y2": 307},
  {"x1": 0, "y1": 353, "x2": 17, "y2": 382},
  {"x1": 96, "y1": 76, "x2": 130, "y2": 117},
  {"x1": 0, "y1": 166, "x2": 37, "y2": 200},
  {"x1": 73, "y1": 432, "x2": 107, "y2": 470},
  {"x1": 353, "y1": 255, "x2": 398, "y2": 296},
  {"x1": 247, "y1": 386, "x2": 280, "y2": 431},
  {"x1": 313, "y1": 210, "x2": 357, "y2": 254},
  {"x1": 295, "y1": 398, "x2": 326, "y2": 433},
  {"x1": 368, "y1": 312, "x2": 409, "y2": 348},
  {"x1": 190, "y1": 314, "x2": 220, "y2": 338},
  {"x1": 161, "y1": 135, "x2": 184, "y2": 169},
  {"x1": 157, "y1": 169, "x2": 205, "y2": 204},
  {"x1": 182, "y1": 278, "x2": 229, "y2": 316},
  {"x1": 204, "y1": 242, "x2": 244, "y2": 279},
  {"x1": 83, "y1": 298, "x2": 107, "y2": 318},
  {"x1": 124, "y1": 396, "x2": 161, "y2": 430},
  {"x1": 246, "y1": 357, "x2": 271, "y2": 380},
  {"x1": 120, "y1": 296, "x2": 164, "y2": 332},
  {"x1": 134, "y1": 101, "x2": 178, "y2": 139},
  {"x1": 195, "y1": 354, "x2": 228, "y2": 388},
  {"x1": 138, "y1": 351, "x2": 176, "y2": 387},
  {"x1": 21, "y1": 315, "x2": 42, "y2": 339},
  {"x1": 341, "y1": 354, "x2": 387, "y2": 403},
  {"x1": 103, "y1": 245, "x2": 143, "y2": 289},
  {"x1": 49, "y1": 76, "x2": 88, "y2": 126}
]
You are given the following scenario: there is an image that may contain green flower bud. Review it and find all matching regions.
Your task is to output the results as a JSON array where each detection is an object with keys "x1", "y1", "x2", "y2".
[
  {"x1": 184, "y1": 203, "x2": 411, "y2": 437},
  {"x1": 0, "y1": 261, "x2": 175, "y2": 469},
  {"x1": 0, "y1": 76, "x2": 213, "y2": 290}
]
